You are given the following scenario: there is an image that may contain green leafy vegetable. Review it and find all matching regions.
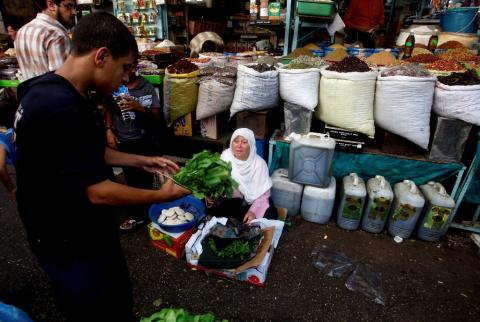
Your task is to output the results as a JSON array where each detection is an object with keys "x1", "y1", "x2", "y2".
[
  {"x1": 208, "y1": 238, "x2": 259, "y2": 260},
  {"x1": 140, "y1": 307, "x2": 224, "y2": 322},
  {"x1": 173, "y1": 150, "x2": 238, "y2": 200}
]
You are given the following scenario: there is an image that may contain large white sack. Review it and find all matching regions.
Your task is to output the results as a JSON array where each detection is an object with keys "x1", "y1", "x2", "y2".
[
  {"x1": 375, "y1": 75, "x2": 436, "y2": 149},
  {"x1": 196, "y1": 78, "x2": 235, "y2": 120},
  {"x1": 279, "y1": 67, "x2": 320, "y2": 110},
  {"x1": 317, "y1": 69, "x2": 378, "y2": 137},
  {"x1": 433, "y1": 81, "x2": 480, "y2": 126},
  {"x1": 230, "y1": 64, "x2": 279, "y2": 117}
]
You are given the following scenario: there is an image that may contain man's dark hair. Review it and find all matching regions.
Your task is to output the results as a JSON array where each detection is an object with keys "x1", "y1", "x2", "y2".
[
  {"x1": 71, "y1": 12, "x2": 138, "y2": 60},
  {"x1": 34, "y1": 0, "x2": 62, "y2": 11}
]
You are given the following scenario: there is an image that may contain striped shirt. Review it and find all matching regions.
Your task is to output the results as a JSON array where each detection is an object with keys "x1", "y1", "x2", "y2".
[{"x1": 15, "y1": 13, "x2": 71, "y2": 80}]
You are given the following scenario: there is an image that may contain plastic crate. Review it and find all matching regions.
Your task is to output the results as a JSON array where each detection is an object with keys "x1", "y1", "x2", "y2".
[{"x1": 297, "y1": 0, "x2": 335, "y2": 17}]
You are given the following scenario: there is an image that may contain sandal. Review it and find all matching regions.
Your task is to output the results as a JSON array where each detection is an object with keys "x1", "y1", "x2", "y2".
[{"x1": 119, "y1": 219, "x2": 138, "y2": 231}]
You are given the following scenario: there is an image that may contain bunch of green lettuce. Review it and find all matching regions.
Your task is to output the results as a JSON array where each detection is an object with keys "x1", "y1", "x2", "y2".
[
  {"x1": 173, "y1": 150, "x2": 238, "y2": 200},
  {"x1": 141, "y1": 307, "x2": 227, "y2": 322}
]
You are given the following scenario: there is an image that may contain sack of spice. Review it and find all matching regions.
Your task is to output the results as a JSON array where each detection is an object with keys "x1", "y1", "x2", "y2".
[
  {"x1": 230, "y1": 63, "x2": 279, "y2": 117},
  {"x1": 279, "y1": 66, "x2": 320, "y2": 110},
  {"x1": 433, "y1": 71, "x2": 480, "y2": 126},
  {"x1": 196, "y1": 66, "x2": 237, "y2": 120},
  {"x1": 163, "y1": 60, "x2": 200, "y2": 126},
  {"x1": 375, "y1": 65, "x2": 436, "y2": 149},
  {"x1": 317, "y1": 57, "x2": 377, "y2": 137}
]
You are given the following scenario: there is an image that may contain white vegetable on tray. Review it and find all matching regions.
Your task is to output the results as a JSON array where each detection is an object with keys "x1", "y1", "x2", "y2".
[{"x1": 158, "y1": 206, "x2": 195, "y2": 225}]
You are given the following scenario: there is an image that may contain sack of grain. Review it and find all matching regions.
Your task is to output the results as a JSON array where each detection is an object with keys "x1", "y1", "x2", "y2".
[
  {"x1": 316, "y1": 69, "x2": 378, "y2": 137},
  {"x1": 230, "y1": 64, "x2": 279, "y2": 117},
  {"x1": 279, "y1": 67, "x2": 320, "y2": 110},
  {"x1": 375, "y1": 74, "x2": 436, "y2": 149},
  {"x1": 433, "y1": 82, "x2": 480, "y2": 126}
]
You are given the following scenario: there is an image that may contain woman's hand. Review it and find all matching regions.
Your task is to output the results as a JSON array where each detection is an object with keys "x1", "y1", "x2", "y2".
[
  {"x1": 243, "y1": 211, "x2": 256, "y2": 225},
  {"x1": 106, "y1": 129, "x2": 119, "y2": 149},
  {"x1": 142, "y1": 156, "x2": 180, "y2": 175}
]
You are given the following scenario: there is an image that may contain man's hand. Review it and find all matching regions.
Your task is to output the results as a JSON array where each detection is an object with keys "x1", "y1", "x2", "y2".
[
  {"x1": 142, "y1": 156, "x2": 180, "y2": 175},
  {"x1": 106, "y1": 129, "x2": 119, "y2": 149},
  {"x1": 119, "y1": 96, "x2": 144, "y2": 113}
]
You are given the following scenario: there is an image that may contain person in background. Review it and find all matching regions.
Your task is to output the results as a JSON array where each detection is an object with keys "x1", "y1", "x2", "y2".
[
  {"x1": 14, "y1": 12, "x2": 189, "y2": 322},
  {"x1": 342, "y1": 0, "x2": 384, "y2": 48},
  {"x1": 0, "y1": 128, "x2": 16, "y2": 201},
  {"x1": 15, "y1": 0, "x2": 77, "y2": 80},
  {"x1": 105, "y1": 62, "x2": 163, "y2": 232},
  {"x1": 208, "y1": 128, "x2": 277, "y2": 224}
]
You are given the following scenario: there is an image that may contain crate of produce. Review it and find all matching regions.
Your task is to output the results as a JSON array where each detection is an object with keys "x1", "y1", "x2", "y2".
[{"x1": 297, "y1": 0, "x2": 335, "y2": 17}]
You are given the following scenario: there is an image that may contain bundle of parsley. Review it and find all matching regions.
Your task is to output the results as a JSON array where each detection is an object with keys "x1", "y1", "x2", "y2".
[{"x1": 173, "y1": 150, "x2": 238, "y2": 200}]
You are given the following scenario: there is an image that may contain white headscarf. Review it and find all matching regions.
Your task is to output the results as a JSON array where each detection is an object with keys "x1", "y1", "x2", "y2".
[{"x1": 221, "y1": 128, "x2": 272, "y2": 204}]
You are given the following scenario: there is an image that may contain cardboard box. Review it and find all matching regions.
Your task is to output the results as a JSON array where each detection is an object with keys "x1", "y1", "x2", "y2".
[
  {"x1": 236, "y1": 110, "x2": 269, "y2": 139},
  {"x1": 174, "y1": 113, "x2": 193, "y2": 137},
  {"x1": 148, "y1": 223, "x2": 195, "y2": 259},
  {"x1": 185, "y1": 218, "x2": 284, "y2": 286},
  {"x1": 200, "y1": 115, "x2": 219, "y2": 140}
]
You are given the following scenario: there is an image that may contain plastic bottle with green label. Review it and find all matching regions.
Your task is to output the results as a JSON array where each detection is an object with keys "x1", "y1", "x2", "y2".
[
  {"x1": 337, "y1": 173, "x2": 366, "y2": 230},
  {"x1": 427, "y1": 29, "x2": 439, "y2": 52},
  {"x1": 402, "y1": 31, "x2": 415, "y2": 59},
  {"x1": 417, "y1": 182, "x2": 455, "y2": 242}
]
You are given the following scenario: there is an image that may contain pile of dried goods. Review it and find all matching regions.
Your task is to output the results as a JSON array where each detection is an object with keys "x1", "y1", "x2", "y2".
[
  {"x1": 200, "y1": 52, "x2": 225, "y2": 57},
  {"x1": 167, "y1": 59, "x2": 199, "y2": 74},
  {"x1": 414, "y1": 43, "x2": 428, "y2": 49},
  {"x1": 438, "y1": 47, "x2": 477, "y2": 62},
  {"x1": 287, "y1": 47, "x2": 314, "y2": 58},
  {"x1": 381, "y1": 64, "x2": 432, "y2": 77},
  {"x1": 247, "y1": 63, "x2": 276, "y2": 72},
  {"x1": 366, "y1": 51, "x2": 398, "y2": 66},
  {"x1": 405, "y1": 53, "x2": 440, "y2": 63},
  {"x1": 327, "y1": 56, "x2": 371, "y2": 73},
  {"x1": 437, "y1": 70, "x2": 480, "y2": 86},
  {"x1": 188, "y1": 58, "x2": 211, "y2": 63},
  {"x1": 426, "y1": 60, "x2": 464, "y2": 71},
  {"x1": 286, "y1": 55, "x2": 329, "y2": 69},
  {"x1": 412, "y1": 47, "x2": 433, "y2": 56},
  {"x1": 324, "y1": 48, "x2": 348, "y2": 62},
  {"x1": 438, "y1": 40, "x2": 465, "y2": 49}
]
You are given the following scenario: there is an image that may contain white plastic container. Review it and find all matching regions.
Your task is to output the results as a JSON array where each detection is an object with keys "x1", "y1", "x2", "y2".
[
  {"x1": 361, "y1": 175, "x2": 394, "y2": 234},
  {"x1": 336, "y1": 173, "x2": 366, "y2": 230},
  {"x1": 388, "y1": 180, "x2": 425, "y2": 239},
  {"x1": 301, "y1": 176, "x2": 336, "y2": 224},
  {"x1": 288, "y1": 132, "x2": 336, "y2": 188},
  {"x1": 417, "y1": 182, "x2": 455, "y2": 242},
  {"x1": 271, "y1": 168, "x2": 304, "y2": 217}
]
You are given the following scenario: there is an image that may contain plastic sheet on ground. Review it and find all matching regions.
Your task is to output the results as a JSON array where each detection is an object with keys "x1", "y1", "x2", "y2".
[
  {"x1": 345, "y1": 264, "x2": 386, "y2": 306},
  {"x1": 311, "y1": 247, "x2": 354, "y2": 278},
  {"x1": 0, "y1": 301, "x2": 33, "y2": 322}
]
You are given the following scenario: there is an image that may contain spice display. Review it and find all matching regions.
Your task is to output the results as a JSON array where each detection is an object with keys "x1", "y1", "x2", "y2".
[
  {"x1": 329, "y1": 44, "x2": 345, "y2": 49},
  {"x1": 200, "y1": 52, "x2": 225, "y2": 57},
  {"x1": 256, "y1": 55, "x2": 276, "y2": 65},
  {"x1": 324, "y1": 48, "x2": 348, "y2": 62},
  {"x1": 167, "y1": 59, "x2": 199, "y2": 74},
  {"x1": 366, "y1": 51, "x2": 398, "y2": 66},
  {"x1": 381, "y1": 64, "x2": 432, "y2": 77},
  {"x1": 287, "y1": 47, "x2": 314, "y2": 58},
  {"x1": 414, "y1": 43, "x2": 428, "y2": 49},
  {"x1": 426, "y1": 60, "x2": 464, "y2": 71},
  {"x1": 141, "y1": 49, "x2": 165, "y2": 55},
  {"x1": 287, "y1": 55, "x2": 329, "y2": 69},
  {"x1": 327, "y1": 56, "x2": 371, "y2": 73},
  {"x1": 438, "y1": 40, "x2": 465, "y2": 49},
  {"x1": 247, "y1": 63, "x2": 276, "y2": 72},
  {"x1": 412, "y1": 47, "x2": 433, "y2": 56},
  {"x1": 437, "y1": 70, "x2": 480, "y2": 86},
  {"x1": 188, "y1": 58, "x2": 211, "y2": 63},
  {"x1": 405, "y1": 54, "x2": 440, "y2": 63},
  {"x1": 438, "y1": 47, "x2": 477, "y2": 62}
]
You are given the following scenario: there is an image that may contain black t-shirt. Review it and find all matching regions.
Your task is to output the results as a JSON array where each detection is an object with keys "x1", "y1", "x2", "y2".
[{"x1": 15, "y1": 73, "x2": 115, "y2": 248}]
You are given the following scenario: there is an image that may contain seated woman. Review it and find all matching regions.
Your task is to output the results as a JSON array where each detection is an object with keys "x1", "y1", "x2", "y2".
[{"x1": 208, "y1": 128, "x2": 277, "y2": 224}]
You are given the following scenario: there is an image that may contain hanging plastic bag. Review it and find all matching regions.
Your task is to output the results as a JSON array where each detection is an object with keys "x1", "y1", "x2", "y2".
[
  {"x1": 0, "y1": 301, "x2": 34, "y2": 322},
  {"x1": 311, "y1": 247, "x2": 354, "y2": 278},
  {"x1": 345, "y1": 264, "x2": 386, "y2": 306},
  {"x1": 284, "y1": 102, "x2": 313, "y2": 136}
]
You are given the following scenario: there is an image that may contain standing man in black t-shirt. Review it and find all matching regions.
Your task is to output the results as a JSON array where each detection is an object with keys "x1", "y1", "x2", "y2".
[{"x1": 14, "y1": 12, "x2": 190, "y2": 322}]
